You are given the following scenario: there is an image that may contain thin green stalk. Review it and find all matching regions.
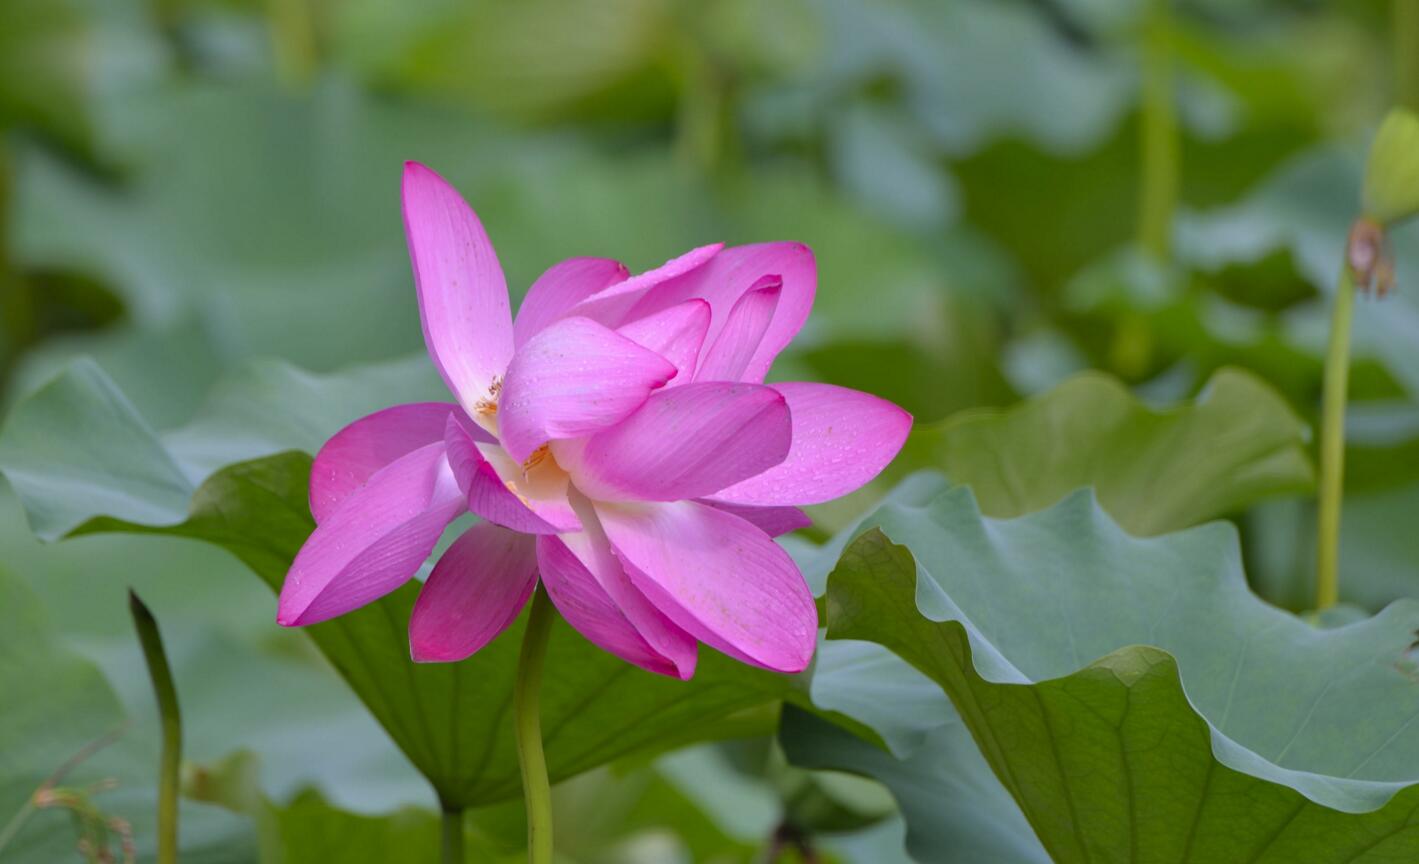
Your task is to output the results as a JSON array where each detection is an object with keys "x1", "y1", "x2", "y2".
[
  {"x1": 515, "y1": 588, "x2": 556, "y2": 864},
  {"x1": 1397, "y1": 0, "x2": 1419, "y2": 112},
  {"x1": 1316, "y1": 264, "x2": 1357, "y2": 610},
  {"x1": 1138, "y1": 0, "x2": 1179, "y2": 261},
  {"x1": 440, "y1": 806, "x2": 465, "y2": 864},
  {"x1": 264, "y1": 0, "x2": 317, "y2": 88},
  {"x1": 129, "y1": 591, "x2": 181, "y2": 864}
]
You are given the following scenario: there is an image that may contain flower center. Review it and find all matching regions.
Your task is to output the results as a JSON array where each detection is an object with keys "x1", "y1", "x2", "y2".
[{"x1": 473, "y1": 376, "x2": 502, "y2": 418}]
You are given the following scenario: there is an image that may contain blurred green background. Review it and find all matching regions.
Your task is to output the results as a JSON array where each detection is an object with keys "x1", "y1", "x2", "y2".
[{"x1": 3, "y1": 0, "x2": 1419, "y2": 860}]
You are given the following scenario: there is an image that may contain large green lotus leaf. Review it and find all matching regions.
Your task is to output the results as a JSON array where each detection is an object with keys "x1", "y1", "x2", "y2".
[
  {"x1": 0, "y1": 566, "x2": 254, "y2": 863},
  {"x1": 821, "y1": 485, "x2": 1419, "y2": 863},
  {"x1": 897, "y1": 366, "x2": 1314, "y2": 536},
  {"x1": 800, "y1": 369, "x2": 1312, "y2": 804},
  {"x1": 0, "y1": 359, "x2": 807, "y2": 809}
]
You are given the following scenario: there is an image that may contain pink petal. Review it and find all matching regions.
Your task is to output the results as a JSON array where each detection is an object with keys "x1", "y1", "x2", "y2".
[
  {"x1": 598, "y1": 500, "x2": 817, "y2": 673},
  {"x1": 444, "y1": 414, "x2": 578, "y2": 533},
  {"x1": 566, "y1": 243, "x2": 723, "y2": 327},
  {"x1": 498, "y1": 316, "x2": 676, "y2": 462},
  {"x1": 278, "y1": 442, "x2": 464, "y2": 627},
  {"x1": 513, "y1": 257, "x2": 629, "y2": 348},
  {"x1": 408, "y1": 522, "x2": 538, "y2": 663},
  {"x1": 711, "y1": 382, "x2": 912, "y2": 507},
  {"x1": 402, "y1": 162, "x2": 514, "y2": 409},
  {"x1": 693, "y1": 277, "x2": 781, "y2": 382},
  {"x1": 310, "y1": 402, "x2": 465, "y2": 525},
  {"x1": 696, "y1": 500, "x2": 811, "y2": 537},
  {"x1": 567, "y1": 382, "x2": 792, "y2": 502},
  {"x1": 624, "y1": 242, "x2": 816, "y2": 383},
  {"x1": 537, "y1": 532, "x2": 696, "y2": 679},
  {"x1": 615, "y1": 299, "x2": 711, "y2": 385}
]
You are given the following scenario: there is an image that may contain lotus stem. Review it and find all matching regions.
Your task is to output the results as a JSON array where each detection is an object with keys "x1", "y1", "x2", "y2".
[
  {"x1": 1398, "y1": 0, "x2": 1419, "y2": 112},
  {"x1": 1316, "y1": 263, "x2": 1357, "y2": 610},
  {"x1": 514, "y1": 588, "x2": 556, "y2": 864},
  {"x1": 129, "y1": 591, "x2": 181, "y2": 864},
  {"x1": 1139, "y1": 0, "x2": 1178, "y2": 261},
  {"x1": 440, "y1": 806, "x2": 464, "y2": 864}
]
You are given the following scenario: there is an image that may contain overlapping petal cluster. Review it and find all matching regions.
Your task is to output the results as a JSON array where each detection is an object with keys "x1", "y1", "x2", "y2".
[{"x1": 277, "y1": 163, "x2": 911, "y2": 677}]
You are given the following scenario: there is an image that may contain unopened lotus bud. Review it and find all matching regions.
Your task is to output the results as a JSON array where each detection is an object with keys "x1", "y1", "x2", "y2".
[{"x1": 1363, "y1": 108, "x2": 1419, "y2": 228}]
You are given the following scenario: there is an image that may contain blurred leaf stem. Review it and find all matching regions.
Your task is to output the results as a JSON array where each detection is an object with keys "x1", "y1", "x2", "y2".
[
  {"x1": 439, "y1": 806, "x2": 464, "y2": 864},
  {"x1": 129, "y1": 591, "x2": 181, "y2": 864},
  {"x1": 1138, "y1": 0, "x2": 1178, "y2": 262},
  {"x1": 265, "y1": 0, "x2": 317, "y2": 88},
  {"x1": 1398, "y1": 0, "x2": 1419, "y2": 112},
  {"x1": 514, "y1": 588, "x2": 556, "y2": 864}
]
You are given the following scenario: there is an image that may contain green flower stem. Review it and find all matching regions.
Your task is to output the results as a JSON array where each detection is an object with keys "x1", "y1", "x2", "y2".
[
  {"x1": 264, "y1": 0, "x2": 316, "y2": 87},
  {"x1": 1316, "y1": 263, "x2": 1357, "y2": 610},
  {"x1": 440, "y1": 807, "x2": 465, "y2": 864},
  {"x1": 1139, "y1": 0, "x2": 1179, "y2": 261},
  {"x1": 1398, "y1": 0, "x2": 1419, "y2": 112},
  {"x1": 129, "y1": 591, "x2": 181, "y2": 864},
  {"x1": 515, "y1": 588, "x2": 556, "y2": 864}
]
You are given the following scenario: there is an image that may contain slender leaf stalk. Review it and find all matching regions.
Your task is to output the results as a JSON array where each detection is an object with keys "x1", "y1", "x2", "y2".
[
  {"x1": 1138, "y1": 0, "x2": 1179, "y2": 261},
  {"x1": 514, "y1": 588, "x2": 556, "y2": 864},
  {"x1": 1398, "y1": 0, "x2": 1419, "y2": 112},
  {"x1": 440, "y1": 806, "x2": 465, "y2": 864},
  {"x1": 264, "y1": 0, "x2": 317, "y2": 87},
  {"x1": 1316, "y1": 264, "x2": 1357, "y2": 610},
  {"x1": 129, "y1": 591, "x2": 181, "y2": 864}
]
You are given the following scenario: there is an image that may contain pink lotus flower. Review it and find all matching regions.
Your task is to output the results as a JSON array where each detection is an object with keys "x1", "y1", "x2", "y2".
[{"x1": 276, "y1": 163, "x2": 911, "y2": 678}]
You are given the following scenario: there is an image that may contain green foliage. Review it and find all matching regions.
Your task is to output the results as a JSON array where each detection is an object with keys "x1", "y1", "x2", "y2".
[
  {"x1": 818, "y1": 486, "x2": 1419, "y2": 862},
  {"x1": 899, "y1": 367, "x2": 1314, "y2": 535},
  {"x1": 0, "y1": 567, "x2": 253, "y2": 863},
  {"x1": 5, "y1": 0, "x2": 1419, "y2": 858},
  {"x1": 0, "y1": 359, "x2": 823, "y2": 810}
]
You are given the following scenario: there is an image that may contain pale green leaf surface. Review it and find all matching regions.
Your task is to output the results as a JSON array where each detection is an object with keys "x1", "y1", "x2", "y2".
[{"x1": 823, "y1": 486, "x2": 1419, "y2": 862}]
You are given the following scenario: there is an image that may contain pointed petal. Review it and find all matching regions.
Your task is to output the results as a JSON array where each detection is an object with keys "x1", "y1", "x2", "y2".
[
  {"x1": 696, "y1": 500, "x2": 810, "y2": 537},
  {"x1": 310, "y1": 402, "x2": 465, "y2": 524},
  {"x1": 537, "y1": 532, "x2": 696, "y2": 679},
  {"x1": 615, "y1": 299, "x2": 711, "y2": 385},
  {"x1": 513, "y1": 257, "x2": 629, "y2": 348},
  {"x1": 711, "y1": 382, "x2": 911, "y2": 506},
  {"x1": 402, "y1": 162, "x2": 513, "y2": 408},
  {"x1": 693, "y1": 277, "x2": 781, "y2": 382},
  {"x1": 498, "y1": 316, "x2": 676, "y2": 462},
  {"x1": 444, "y1": 414, "x2": 578, "y2": 533},
  {"x1": 568, "y1": 382, "x2": 791, "y2": 502},
  {"x1": 409, "y1": 522, "x2": 538, "y2": 663},
  {"x1": 279, "y1": 442, "x2": 464, "y2": 626},
  {"x1": 597, "y1": 500, "x2": 817, "y2": 673},
  {"x1": 624, "y1": 242, "x2": 815, "y2": 383},
  {"x1": 566, "y1": 243, "x2": 722, "y2": 327}
]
